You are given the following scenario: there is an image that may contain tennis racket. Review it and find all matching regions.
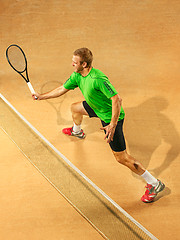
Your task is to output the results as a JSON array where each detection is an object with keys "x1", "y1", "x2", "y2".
[{"x1": 6, "y1": 44, "x2": 37, "y2": 98}]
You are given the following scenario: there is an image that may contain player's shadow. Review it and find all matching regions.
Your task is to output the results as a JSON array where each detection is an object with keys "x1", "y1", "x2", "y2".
[
  {"x1": 40, "y1": 84, "x2": 180, "y2": 175},
  {"x1": 41, "y1": 81, "x2": 72, "y2": 125},
  {"x1": 124, "y1": 96, "x2": 180, "y2": 178}
]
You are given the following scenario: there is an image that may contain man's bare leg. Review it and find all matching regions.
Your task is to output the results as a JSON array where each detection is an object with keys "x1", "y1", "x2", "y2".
[
  {"x1": 112, "y1": 149, "x2": 165, "y2": 202},
  {"x1": 71, "y1": 102, "x2": 88, "y2": 125},
  {"x1": 62, "y1": 102, "x2": 88, "y2": 138},
  {"x1": 112, "y1": 150, "x2": 146, "y2": 175}
]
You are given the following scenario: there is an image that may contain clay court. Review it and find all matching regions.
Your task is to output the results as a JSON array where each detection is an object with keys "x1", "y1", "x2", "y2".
[{"x1": 0, "y1": 1, "x2": 180, "y2": 239}]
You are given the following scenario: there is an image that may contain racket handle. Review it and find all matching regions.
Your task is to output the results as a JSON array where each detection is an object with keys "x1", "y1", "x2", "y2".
[{"x1": 27, "y1": 82, "x2": 37, "y2": 99}]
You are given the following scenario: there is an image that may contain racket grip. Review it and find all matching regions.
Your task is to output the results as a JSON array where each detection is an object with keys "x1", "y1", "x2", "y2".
[{"x1": 27, "y1": 82, "x2": 37, "y2": 99}]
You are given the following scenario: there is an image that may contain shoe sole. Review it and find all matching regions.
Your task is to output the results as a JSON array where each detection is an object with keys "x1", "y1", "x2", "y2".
[
  {"x1": 71, "y1": 132, "x2": 86, "y2": 139},
  {"x1": 72, "y1": 134, "x2": 86, "y2": 139}
]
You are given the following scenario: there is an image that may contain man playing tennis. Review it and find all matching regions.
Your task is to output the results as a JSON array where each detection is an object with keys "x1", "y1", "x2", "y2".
[{"x1": 32, "y1": 48, "x2": 165, "y2": 203}]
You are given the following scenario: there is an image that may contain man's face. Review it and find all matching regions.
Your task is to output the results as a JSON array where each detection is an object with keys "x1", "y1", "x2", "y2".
[{"x1": 72, "y1": 55, "x2": 84, "y2": 73}]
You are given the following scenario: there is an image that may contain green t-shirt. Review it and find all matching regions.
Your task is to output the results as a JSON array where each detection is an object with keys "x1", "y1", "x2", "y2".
[{"x1": 63, "y1": 68, "x2": 125, "y2": 123}]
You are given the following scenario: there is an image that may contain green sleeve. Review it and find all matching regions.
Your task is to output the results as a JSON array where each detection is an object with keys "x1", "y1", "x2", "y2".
[
  {"x1": 96, "y1": 77, "x2": 118, "y2": 99},
  {"x1": 63, "y1": 72, "x2": 78, "y2": 90}
]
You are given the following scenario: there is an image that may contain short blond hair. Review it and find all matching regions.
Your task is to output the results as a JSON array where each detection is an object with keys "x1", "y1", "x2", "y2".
[{"x1": 73, "y1": 48, "x2": 93, "y2": 68}]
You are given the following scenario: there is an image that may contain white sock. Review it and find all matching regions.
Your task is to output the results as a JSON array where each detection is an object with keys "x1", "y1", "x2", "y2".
[
  {"x1": 73, "y1": 123, "x2": 81, "y2": 133},
  {"x1": 141, "y1": 170, "x2": 158, "y2": 187}
]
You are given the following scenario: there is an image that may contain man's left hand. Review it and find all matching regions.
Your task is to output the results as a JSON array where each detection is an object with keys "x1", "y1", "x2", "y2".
[{"x1": 100, "y1": 123, "x2": 116, "y2": 143}]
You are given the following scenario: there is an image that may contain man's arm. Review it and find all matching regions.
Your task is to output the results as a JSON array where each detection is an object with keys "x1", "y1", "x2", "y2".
[
  {"x1": 111, "y1": 94, "x2": 122, "y2": 126},
  {"x1": 100, "y1": 94, "x2": 122, "y2": 143},
  {"x1": 32, "y1": 85, "x2": 70, "y2": 100}
]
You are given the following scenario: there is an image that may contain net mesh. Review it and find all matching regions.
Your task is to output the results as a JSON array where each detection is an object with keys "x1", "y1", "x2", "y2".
[
  {"x1": 7, "y1": 45, "x2": 26, "y2": 73},
  {"x1": 0, "y1": 97, "x2": 155, "y2": 240}
]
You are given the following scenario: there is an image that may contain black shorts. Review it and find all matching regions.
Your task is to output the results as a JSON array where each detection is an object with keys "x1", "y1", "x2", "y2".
[{"x1": 82, "y1": 101, "x2": 126, "y2": 152}]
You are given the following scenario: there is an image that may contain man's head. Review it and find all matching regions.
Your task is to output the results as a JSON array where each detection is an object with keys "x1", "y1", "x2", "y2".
[{"x1": 72, "y1": 48, "x2": 93, "y2": 73}]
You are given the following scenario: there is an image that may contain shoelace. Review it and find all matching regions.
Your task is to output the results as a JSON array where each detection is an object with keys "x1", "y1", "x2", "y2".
[
  {"x1": 145, "y1": 184, "x2": 157, "y2": 195},
  {"x1": 146, "y1": 184, "x2": 152, "y2": 189}
]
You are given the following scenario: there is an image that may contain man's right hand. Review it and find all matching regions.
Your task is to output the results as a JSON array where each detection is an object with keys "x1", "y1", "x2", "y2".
[{"x1": 32, "y1": 93, "x2": 40, "y2": 100}]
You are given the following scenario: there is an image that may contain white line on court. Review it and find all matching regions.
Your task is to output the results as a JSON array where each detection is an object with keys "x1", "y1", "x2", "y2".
[{"x1": 0, "y1": 93, "x2": 158, "y2": 240}]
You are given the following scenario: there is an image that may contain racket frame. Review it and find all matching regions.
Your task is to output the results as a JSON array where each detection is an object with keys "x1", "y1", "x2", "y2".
[{"x1": 6, "y1": 44, "x2": 36, "y2": 95}]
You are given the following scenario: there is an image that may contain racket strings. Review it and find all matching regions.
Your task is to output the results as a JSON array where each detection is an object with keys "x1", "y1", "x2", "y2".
[{"x1": 7, "y1": 46, "x2": 26, "y2": 73}]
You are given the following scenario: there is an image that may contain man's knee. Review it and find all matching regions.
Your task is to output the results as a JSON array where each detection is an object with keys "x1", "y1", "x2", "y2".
[
  {"x1": 71, "y1": 102, "x2": 81, "y2": 113},
  {"x1": 113, "y1": 150, "x2": 130, "y2": 165},
  {"x1": 71, "y1": 102, "x2": 88, "y2": 116}
]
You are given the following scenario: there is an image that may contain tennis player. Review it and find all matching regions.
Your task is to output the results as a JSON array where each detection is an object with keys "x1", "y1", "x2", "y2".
[{"x1": 32, "y1": 48, "x2": 165, "y2": 203}]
